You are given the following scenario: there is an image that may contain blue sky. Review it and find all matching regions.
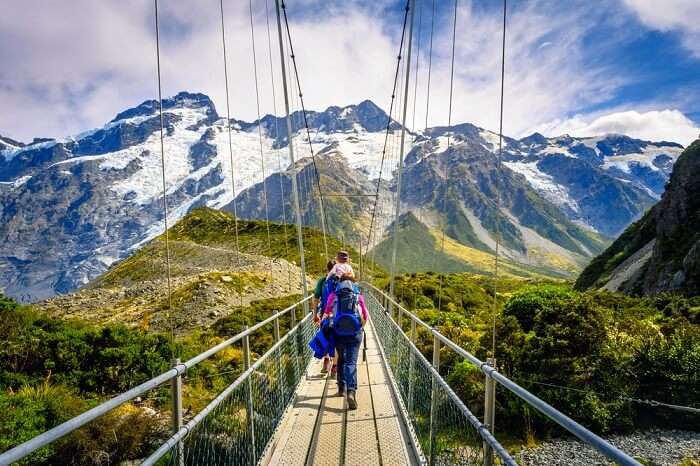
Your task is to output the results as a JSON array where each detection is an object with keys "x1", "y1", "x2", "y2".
[{"x1": 1, "y1": 0, "x2": 699, "y2": 145}]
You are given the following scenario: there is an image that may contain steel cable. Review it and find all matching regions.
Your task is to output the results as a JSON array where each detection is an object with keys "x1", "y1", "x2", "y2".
[
  {"x1": 280, "y1": 1, "x2": 329, "y2": 261},
  {"x1": 436, "y1": 0, "x2": 459, "y2": 313},
  {"x1": 492, "y1": 0, "x2": 507, "y2": 358},
  {"x1": 363, "y1": 0, "x2": 411, "y2": 279},
  {"x1": 219, "y1": 0, "x2": 244, "y2": 306},
  {"x1": 248, "y1": 0, "x2": 275, "y2": 275},
  {"x1": 153, "y1": 0, "x2": 174, "y2": 338},
  {"x1": 264, "y1": 0, "x2": 293, "y2": 293}
]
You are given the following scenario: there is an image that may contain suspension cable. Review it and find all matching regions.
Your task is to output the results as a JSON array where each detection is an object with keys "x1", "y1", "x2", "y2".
[
  {"x1": 219, "y1": 0, "x2": 244, "y2": 306},
  {"x1": 410, "y1": 0, "x2": 423, "y2": 132},
  {"x1": 424, "y1": 0, "x2": 436, "y2": 131},
  {"x1": 388, "y1": 0, "x2": 417, "y2": 300},
  {"x1": 280, "y1": 1, "x2": 329, "y2": 261},
  {"x1": 153, "y1": 0, "x2": 174, "y2": 338},
  {"x1": 437, "y1": 0, "x2": 459, "y2": 313},
  {"x1": 363, "y1": 0, "x2": 411, "y2": 279},
  {"x1": 492, "y1": 0, "x2": 507, "y2": 358},
  {"x1": 265, "y1": 0, "x2": 293, "y2": 293},
  {"x1": 274, "y1": 0, "x2": 310, "y2": 310},
  {"x1": 248, "y1": 0, "x2": 275, "y2": 276}
]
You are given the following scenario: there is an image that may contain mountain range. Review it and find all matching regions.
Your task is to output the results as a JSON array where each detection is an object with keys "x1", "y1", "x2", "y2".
[{"x1": 0, "y1": 91, "x2": 686, "y2": 300}]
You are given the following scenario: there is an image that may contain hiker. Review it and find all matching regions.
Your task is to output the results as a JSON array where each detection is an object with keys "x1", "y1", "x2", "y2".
[
  {"x1": 313, "y1": 260, "x2": 336, "y2": 374},
  {"x1": 323, "y1": 273, "x2": 368, "y2": 410}
]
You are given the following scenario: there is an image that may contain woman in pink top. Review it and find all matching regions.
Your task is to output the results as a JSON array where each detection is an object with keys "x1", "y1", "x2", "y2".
[{"x1": 322, "y1": 279, "x2": 368, "y2": 410}]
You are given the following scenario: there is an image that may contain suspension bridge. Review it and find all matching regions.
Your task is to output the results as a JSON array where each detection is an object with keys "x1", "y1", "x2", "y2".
[{"x1": 0, "y1": 0, "x2": 651, "y2": 465}]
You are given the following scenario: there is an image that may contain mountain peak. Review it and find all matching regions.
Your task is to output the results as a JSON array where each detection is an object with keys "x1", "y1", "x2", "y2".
[
  {"x1": 0, "y1": 134, "x2": 25, "y2": 148},
  {"x1": 110, "y1": 91, "x2": 218, "y2": 123},
  {"x1": 519, "y1": 132, "x2": 548, "y2": 146}
]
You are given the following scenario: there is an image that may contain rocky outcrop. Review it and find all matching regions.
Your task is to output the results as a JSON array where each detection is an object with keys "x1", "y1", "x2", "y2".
[{"x1": 576, "y1": 140, "x2": 700, "y2": 295}]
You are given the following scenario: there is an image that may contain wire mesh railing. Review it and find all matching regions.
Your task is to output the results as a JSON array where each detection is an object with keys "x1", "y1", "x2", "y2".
[
  {"x1": 144, "y1": 310, "x2": 315, "y2": 466},
  {"x1": 366, "y1": 288, "x2": 516, "y2": 466},
  {"x1": 362, "y1": 282, "x2": 643, "y2": 466},
  {"x1": 0, "y1": 296, "x2": 314, "y2": 466}
]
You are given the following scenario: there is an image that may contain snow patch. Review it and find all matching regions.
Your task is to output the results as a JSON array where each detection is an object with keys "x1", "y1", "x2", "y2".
[
  {"x1": 2, "y1": 140, "x2": 57, "y2": 161},
  {"x1": 504, "y1": 161, "x2": 580, "y2": 213},
  {"x1": 601, "y1": 144, "x2": 683, "y2": 174},
  {"x1": 540, "y1": 144, "x2": 575, "y2": 158},
  {"x1": 0, "y1": 175, "x2": 32, "y2": 189},
  {"x1": 479, "y1": 130, "x2": 505, "y2": 150}
]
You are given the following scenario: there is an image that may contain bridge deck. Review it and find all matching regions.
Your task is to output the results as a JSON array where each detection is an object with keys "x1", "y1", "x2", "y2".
[{"x1": 263, "y1": 322, "x2": 418, "y2": 465}]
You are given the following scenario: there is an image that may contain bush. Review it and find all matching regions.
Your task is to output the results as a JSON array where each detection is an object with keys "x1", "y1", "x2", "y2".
[
  {"x1": 0, "y1": 303, "x2": 177, "y2": 395},
  {"x1": 0, "y1": 383, "x2": 87, "y2": 465},
  {"x1": 632, "y1": 325, "x2": 700, "y2": 429}
]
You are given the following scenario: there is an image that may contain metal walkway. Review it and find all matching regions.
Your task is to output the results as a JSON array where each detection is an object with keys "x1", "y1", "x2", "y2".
[{"x1": 263, "y1": 321, "x2": 418, "y2": 465}]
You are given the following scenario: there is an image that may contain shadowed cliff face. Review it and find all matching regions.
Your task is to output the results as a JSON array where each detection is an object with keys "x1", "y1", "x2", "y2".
[{"x1": 576, "y1": 139, "x2": 700, "y2": 296}]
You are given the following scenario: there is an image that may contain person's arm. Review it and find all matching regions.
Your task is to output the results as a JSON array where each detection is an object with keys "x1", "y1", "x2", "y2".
[
  {"x1": 312, "y1": 278, "x2": 324, "y2": 324},
  {"x1": 358, "y1": 295, "x2": 369, "y2": 325},
  {"x1": 323, "y1": 292, "x2": 336, "y2": 317}
]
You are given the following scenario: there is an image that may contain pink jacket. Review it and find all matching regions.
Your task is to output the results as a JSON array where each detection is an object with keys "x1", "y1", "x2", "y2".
[{"x1": 323, "y1": 291, "x2": 369, "y2": 321}]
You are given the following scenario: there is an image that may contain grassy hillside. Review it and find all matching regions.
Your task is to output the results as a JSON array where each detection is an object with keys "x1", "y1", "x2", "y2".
[
  {"x1": 43, "y1": 207, "x2": 382, "y2": 334},
  {"x1": 370, "y1": 212, "x2": 578, "y2": 279},
  {"x1": 166, "y1": 207, "x2": 378, "y2": 277}
]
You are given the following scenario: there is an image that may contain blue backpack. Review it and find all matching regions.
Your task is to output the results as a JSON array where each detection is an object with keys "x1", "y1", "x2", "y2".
[
  {"x1": 320, "y1": 275, "x2": 339, "y2": 311},
  {"x1": 332, "y1": 280, "x2": 362, "y2": 337}
]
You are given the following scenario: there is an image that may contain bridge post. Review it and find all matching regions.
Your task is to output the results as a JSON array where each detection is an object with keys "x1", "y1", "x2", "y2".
[
  {"x1": 170, "y1": 358, "x2": 184, "y2": 466},
  {"x1": 273, "y1": 310, "x2": 284, "y2": 413},
  {"x1": 396, "y1": 307, "x2": 404, "y2": 368},
  {"x1": 428, "y1": 334, "x2": 440, "y2": 465},
  {"x1": 408, "y1": 318, "x2": 417, "y2": 416},
  {"x1": 243, "y1": 327, "x2": 257, "y2": 464},
  {"x1": 483, "y1": 358, "x2": 497, "y2": 466}
]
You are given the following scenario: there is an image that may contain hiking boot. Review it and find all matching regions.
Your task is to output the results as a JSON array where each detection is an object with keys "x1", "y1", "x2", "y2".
[
  {"x1": 335, "y1": 386, "x2": 345, "y2": 397},
  {"x1": 347, "y1": 391, "x2": 357, "y2": 410}
]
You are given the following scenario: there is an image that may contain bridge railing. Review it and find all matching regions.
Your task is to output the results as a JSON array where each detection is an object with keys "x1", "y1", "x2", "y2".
[
  {"x1": 0, "y1": 296, "x2": 314, "y2": 466},
  {"x1": 362, "y1": 282, "x2": 642, "y2": 466}
]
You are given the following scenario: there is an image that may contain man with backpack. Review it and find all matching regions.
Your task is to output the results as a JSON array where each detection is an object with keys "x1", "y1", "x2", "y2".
[
  {"x1": 322, "y1": 274, "x2": 368, "y2": 410},
  {"x1": 313, "y1": 260, "x2": 336, "y2": 374}
]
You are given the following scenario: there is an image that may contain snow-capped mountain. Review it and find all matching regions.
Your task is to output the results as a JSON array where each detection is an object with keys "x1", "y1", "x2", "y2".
[
  {"x1": 0, "y1": 91, "x2": 685, "y2": 300},
  {"x1": 501, "y1": 132, "x2": 683, "y2": 236}
]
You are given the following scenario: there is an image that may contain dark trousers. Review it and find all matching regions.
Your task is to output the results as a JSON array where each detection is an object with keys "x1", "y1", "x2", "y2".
[{"x1": 335, "y1": 338, "x2": 361, "y2": 391}]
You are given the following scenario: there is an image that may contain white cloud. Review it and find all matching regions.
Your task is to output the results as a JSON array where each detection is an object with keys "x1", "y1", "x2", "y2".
[
  {"x1": 402, "y1": 0, "x2": 627, "y2": 139},
  {"x1": 0, "y1": 0, "x2": 399, "y2": 142},
  {"x1": 621, "y1": 0, "x2": 700, "y2": 56},
  {"x1": 0, "y1": 0, "x2": 691, "y2": 148},
  {"x1": 533, "y1": 109, "x2": 700, "y2": 146}
]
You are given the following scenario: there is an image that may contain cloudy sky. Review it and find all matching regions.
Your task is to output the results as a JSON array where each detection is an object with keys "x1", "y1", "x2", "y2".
[{"x1": 1, "y1": 0, "x2": 699, "y2": 145}]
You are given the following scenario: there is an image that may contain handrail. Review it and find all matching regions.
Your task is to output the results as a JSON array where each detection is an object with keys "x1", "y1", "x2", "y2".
[
  {"x1": 142, "y1": 311, "x2": 313, "y2": 466},
  {"x1": 0, "y1": 295, "x2": 312, "y2": 466},
  {"x1": 361, "y1": 282, "x2": 643, "y2": 466},
  {"x1": 367, "y1": 294, "x2": 517, "y2": 465}
]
